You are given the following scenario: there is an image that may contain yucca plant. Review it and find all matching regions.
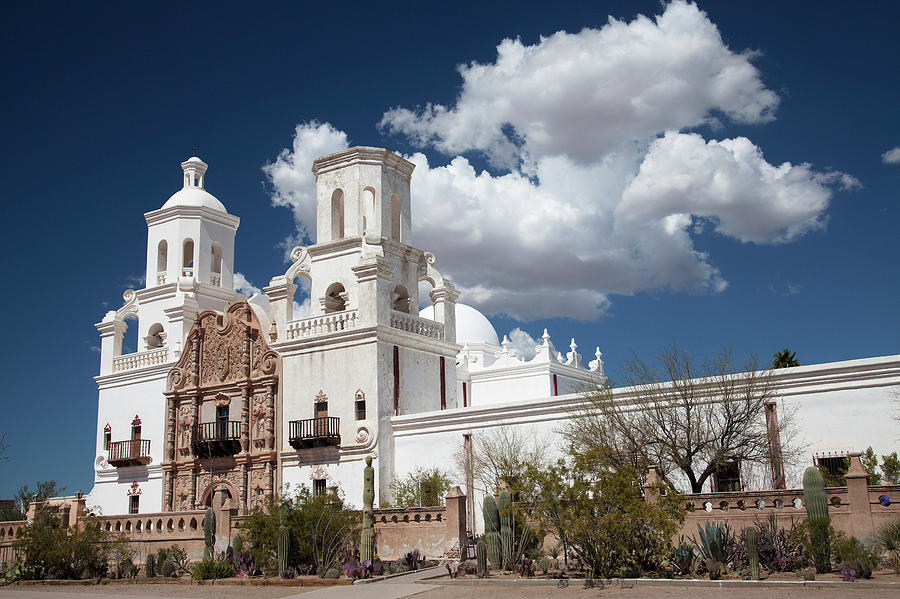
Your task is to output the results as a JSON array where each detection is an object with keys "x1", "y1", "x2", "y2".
[{"x1": 876, "y1": 519, "x2": 900, "y2": 573}]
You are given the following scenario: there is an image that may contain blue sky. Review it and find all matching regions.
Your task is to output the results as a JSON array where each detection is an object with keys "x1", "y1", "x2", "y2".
[{"x1": 0, "y1": 1, "x2": 897, "y2": 499}]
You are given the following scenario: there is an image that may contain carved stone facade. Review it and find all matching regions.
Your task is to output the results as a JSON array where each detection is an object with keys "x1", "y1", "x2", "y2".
[{"x1": 162, "y1": 301, "x2": 279, "y2": 514}]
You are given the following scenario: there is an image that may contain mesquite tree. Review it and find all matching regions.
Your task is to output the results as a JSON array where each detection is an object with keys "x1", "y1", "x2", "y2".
[{"x1": 564, "y1": 346, "x2": 798, "y2": 493}]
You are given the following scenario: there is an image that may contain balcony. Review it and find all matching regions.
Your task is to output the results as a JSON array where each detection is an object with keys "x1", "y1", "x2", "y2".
[
  {"x1": 108, "y1": 439, "x2": 151, "y2": 467},
  {"x1": 288, "y1": 417, "x2": 340, "y2": 449},
  {"x1": 285, "y1": 310, "x2": 359, "y2": 341},
  {"x1": 191, "y1": 421, "x2": 245, "y2": 458}
]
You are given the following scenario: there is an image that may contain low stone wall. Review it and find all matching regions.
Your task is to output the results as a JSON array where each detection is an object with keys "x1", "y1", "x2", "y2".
[
  {"x1": 649, "y1": 453, "x2": 900, "y2": 541},
  {"x1": 94, "y1": 510, "x2": 210, "y2": 560},
  {"x1": 372, "y1": 486, "x2": 467, "y2": 560},
  {"x1": 0, "y1": 487, "x2": 468, "y2": 566}
]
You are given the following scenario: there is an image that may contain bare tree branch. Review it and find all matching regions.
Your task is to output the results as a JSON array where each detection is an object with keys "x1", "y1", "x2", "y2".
[{"x1": 563, "y1": 346, "x2": 801, "y2": 493}]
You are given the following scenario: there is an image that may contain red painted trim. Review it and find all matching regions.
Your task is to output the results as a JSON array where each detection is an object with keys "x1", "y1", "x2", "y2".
[
  {"x1": 440, "y1": 356, "x2": 446, "y2": 410},
  {"x1": 393, "y1": 345, "x2": 400, "y2": 416},
  {"x1": 462, "y1": 382, "x2": 468, "y2": 408},
  {"x1": 553, "y1": 374, "x2": 558, "y2": 396}
]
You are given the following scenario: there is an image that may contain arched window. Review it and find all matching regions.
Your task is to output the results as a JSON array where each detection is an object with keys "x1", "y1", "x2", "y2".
[
  {"x1": 146, "y1": 323, "x2": 165, "y2": 349},
  {"x1": 210, "y1": 243, "x2": 223, "y2": 286},
  {"x1": 363, "y1": 188, "x2": 376, "y2": 235},
  {"x1": 331, "y1": 189, "x2": 344, "y2": 240},
  {"x1": 323, "y1": 282, "x2": 346, "y2": 313},
  {"x1": 392, "y1": 285, "x2": 410, "y2": 313},
  {"x1": 182, "y1": 239, "x2": 194, "y2": 277},
  {"x1": 391, "y1": 194, "x2": 401, "y2": 241},
  {"x1": 156, "y1": 240, "x2": 168, "y2": 285}
]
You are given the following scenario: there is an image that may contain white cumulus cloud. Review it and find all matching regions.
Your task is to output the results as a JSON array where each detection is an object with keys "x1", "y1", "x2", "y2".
[
  {"x1": 263, "y1": 121, "x2": 349, "y2": 246},
  {"x1": 507, "y1": 328, "x2": 539, "y2": 360},
  {"x1": 233, "y1": 272, "x2": 261, "y2": 296},
  {"x1": 264, "y1": 1, "x2": 855, "y2": 322},
  {"x1": 882, "y1": 147, "x2": 900, "y2": 164},
  {"x1": 380, "y1": 0, "x2": 778, "y2": 169}
]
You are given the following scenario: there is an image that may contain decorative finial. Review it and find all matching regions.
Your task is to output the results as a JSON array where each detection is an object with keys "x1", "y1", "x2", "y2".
[
  {"x1": 542, "y1": 328, "x2": 550, "y2": 344},
  {"x1": 595, "y1": 347, "x2": 602, "y2": 360},
  {"x1": 501, "y1": 335, "x2": 511, "y2": 350},
  {"x1": 570, "y1": 338, "x2": 577, "y2": 352}
]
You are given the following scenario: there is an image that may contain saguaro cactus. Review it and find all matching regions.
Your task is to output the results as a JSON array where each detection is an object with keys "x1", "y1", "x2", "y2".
[
  {"x1": 203, "y1": 507, "x2": 215, "y2": 560},
  {"x1": 360, "y1": 455, "x2": 376, "y2": 563},
  {"x1": 278, "y1": 502, "x2": 290, "y2": 574},
  {"x1": 803, "y1": 466, "x2": 829, "y2": 521},
  {"x1": 476, "y1": 538, "x2": 488, "y2": 577},
  {"x1": 497, "y1": 490, "x2": 514, "y2": 570},
  {"x1": 802, "y1": 466, "x2": 831, "y2": 573},
  {"x1": 482, "y1": 496, "x2": 502, "y2": 569},
  {"x1": 747, "y1": 527, "x2": 759, "y2": 580},
  {"x1": 145, "y1": 554, "x2": 157, "y2": 578}
]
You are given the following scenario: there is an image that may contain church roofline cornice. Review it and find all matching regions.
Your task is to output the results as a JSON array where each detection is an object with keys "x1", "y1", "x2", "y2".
[
  {"x1": 311, "y1": 146, "x2": 415, "y2": 179},
  {"x1": 144, "y1": 204, "x2": 240, "y2": 229}
]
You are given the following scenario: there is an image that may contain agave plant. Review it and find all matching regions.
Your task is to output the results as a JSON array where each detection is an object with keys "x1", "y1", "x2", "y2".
[{"x1": 691, "y1": 521, "x2": 734, "y2": 565}]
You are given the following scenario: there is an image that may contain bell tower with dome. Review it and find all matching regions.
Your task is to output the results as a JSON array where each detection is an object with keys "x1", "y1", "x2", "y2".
[{"x1": 96, "y1": 156, "x2": 243, "y2": 375}]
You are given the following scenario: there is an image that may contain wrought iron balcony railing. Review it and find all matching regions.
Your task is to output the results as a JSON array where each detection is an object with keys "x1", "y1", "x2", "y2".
[
  {"x1": 107, "y1": 439, "x2": 151, "y2": 467},
  {"x1": 190, "y1": 421, "x2": 245, "y2": 458},
  {"x1": 288, "y1": 417, "x2": 340, "y2": 449}
]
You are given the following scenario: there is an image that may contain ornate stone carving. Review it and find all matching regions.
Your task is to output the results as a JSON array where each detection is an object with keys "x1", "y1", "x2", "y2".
[
  {"x1": 251, "y1": 394, "x2": 268, "y2": 448},
  {"x1": 249, "y1": 469, "x2": 268, "y2": 509},
  {"x1": 178, "y1": 405, "x2": 192, "y2": 455},
  {"x1": 309, "y1": 464, "x2": 330, "y2": 481},
  {"x1": 127, "y1": 481, "x2": 142, "y2": 496},
  {"x1": 174, "y1": 476, "x2": 191, "y2": 511},
  {"x1": 164, "y1": 301, "x2": 281, "y2": 513}
]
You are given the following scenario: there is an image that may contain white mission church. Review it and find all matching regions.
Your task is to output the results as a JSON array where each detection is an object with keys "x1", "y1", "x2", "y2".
[{"x1": 90, "y1": 147, "x2": 900, "y2": 527}]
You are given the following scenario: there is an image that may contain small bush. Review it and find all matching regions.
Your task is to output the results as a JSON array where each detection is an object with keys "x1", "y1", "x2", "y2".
[
  {"x1": 876, "y1": 519, "x2": 900, "y2": 573},
  {"x1": 192, "y1": 556, "x2": 235, "y2": 580},
  {"x1": 833, "y1": 535, "x2": 878, "y2": 580}
]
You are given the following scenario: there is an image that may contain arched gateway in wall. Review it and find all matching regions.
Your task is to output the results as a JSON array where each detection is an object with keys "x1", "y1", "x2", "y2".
[{"x1": 162, "y1": 301, "x2": 280, "y2": 514}]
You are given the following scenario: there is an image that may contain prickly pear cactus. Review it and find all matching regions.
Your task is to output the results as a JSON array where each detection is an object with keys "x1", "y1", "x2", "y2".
[
  {"x1": 361, "y1": 455, "x2": 376, "y2": 564},
  {"x1": 203, "y1": 507, "x2": 215, "y2": 559},
  {"x1": 476, "y1": 538, "x2": 488, "y2": 576},
  {"x1": 747, "y1": 527, "x2": 759, "y2": 580},
  {"x1": 278, "y1": 502, "x2": 290, "y2": 575}
]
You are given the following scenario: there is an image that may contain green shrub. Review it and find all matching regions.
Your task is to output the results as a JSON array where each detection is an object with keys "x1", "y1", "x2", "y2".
[
  {"x1": 13, "y1": 506, "x2": 111, "y2": 580},
  {"x1": 876, "y1": 519, "x2": 900, "y2": 573},
  {"x1": 832, "y1": 535, "x2": 878, "y2": 579},
  {"x1": 192, "y1": 556, "x2": 235, "y2": 580},
  {"x1": 238, "y1": 485, "x2": 356, "y2": 576}
]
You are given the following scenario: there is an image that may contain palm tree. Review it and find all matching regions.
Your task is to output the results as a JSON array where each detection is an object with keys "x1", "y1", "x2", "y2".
[{"x1": 772, "y1": 348, "x2": 800, "y2": 369}]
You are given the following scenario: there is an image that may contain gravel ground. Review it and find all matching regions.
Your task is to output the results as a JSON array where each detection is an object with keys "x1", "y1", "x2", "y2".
[
  {"x1": 2, "y1": 579, "x2": 898, "y2": 599},
  {"x1": 416, "y1": 583, "x2": 898, "y2": 599}
]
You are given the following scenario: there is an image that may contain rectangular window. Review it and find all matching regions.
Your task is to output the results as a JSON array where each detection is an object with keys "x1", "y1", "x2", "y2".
[
  {"x1": 462, "y1": 382, "x2": 468, "y2": 408},
  {"x1": 393, "y1": 345, "x2": 400, "y2": 416},
  {"x1": 552, "y1": 374, "x2": 558, "y2": 396},
  {"x1": 355, "y1": 398, "x2": 366, "y2": 421},
  {"x1": 129, "y1": 495, "x2": 139, "y2": 515},
  {"x1": 440, "y1": 356, "x2": 446, "y2": 410},
  {"x1": 712, "y1": 461, "x2": 741, "y2": 492},
  {"x1": 104, "y1": 431, "x2": 111, "y2": 451},
  {"x1": 313, "y1": 478, "x2": 326, "y2": 497},
  {"x1": 216, "y1": 405, "x2": 229, "y2": 439}
]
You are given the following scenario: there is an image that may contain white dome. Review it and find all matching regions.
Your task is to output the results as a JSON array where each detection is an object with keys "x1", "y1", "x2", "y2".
[
  {"x1": 161, "y1": 186, "x2": 228, "y2": 212},
  {"x1": 419, "y1": 303, "x2": 500, "y2": 347}
]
